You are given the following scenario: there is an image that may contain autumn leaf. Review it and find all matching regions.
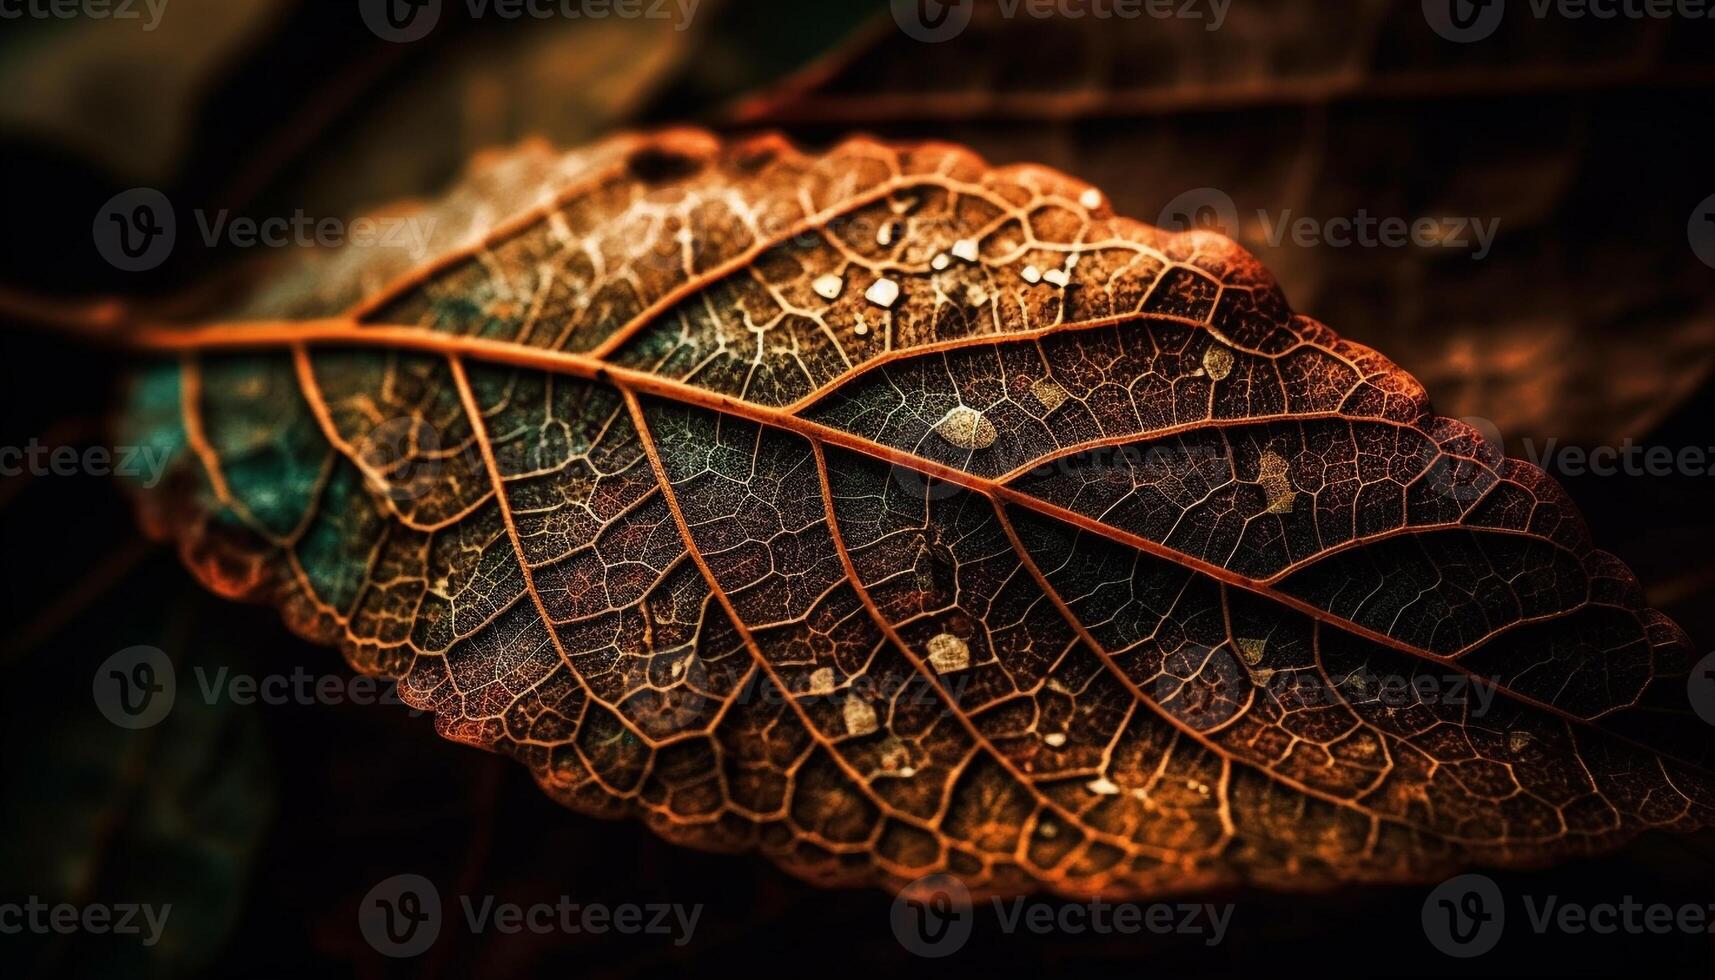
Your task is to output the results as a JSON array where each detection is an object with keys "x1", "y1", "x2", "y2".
[{"x1": 106, "y1": 130, "x2": 1712, "y2": 897}]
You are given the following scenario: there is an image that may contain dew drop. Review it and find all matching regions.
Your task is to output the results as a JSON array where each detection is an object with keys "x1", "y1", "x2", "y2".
[
  {"x1": 808, "y1": 666, "x2": 836, "y2": 696},
  {"x1": 843, "y1": 696, "x2": 878, "y2": 737},
  {"x1": 864, "y1": 277, "x2": 900, "y2": 308},
  {"x1": 1043, "y1": 268, "x2": 1070, "y2": 288},
  {"x1": 1258, "y1": 449, "x2": 1296, "y2": 514},
  {"x1": 1235, "y1": 637, "x2": 1267, "y2": 666},
  {"x1": 932, "y1": 406, "x2": 998, "y2": 450},
  {"x1": 1043, "y1": 732, "x2": 1067, "y2": 748},
  {"x1": 1029, "y1": 377, "x2": 1069, "y2": 414},
  {"x1": 1087, "y1": 777, "x2": 1121, "y2": 796},
  {"x1": 1021, "y1": 265, "x2": 1042, "y2": 284},
  {"x1": 951, "y1": 238, "x2": 980, "y2": 262},
  {"x1": 925, "y1": 632, "x2": 971, "y2": 673},
  {"x1": 1079, "y1": 188, "x2": 1104, "y2": 210},
  {"x1": 812, "y1": 273, "x2": 844, "y2": 300},
  {"x1": 879, "y1": 736, "x2": 912, "y2": 772},
  {"x1": 931, "y1": 253, "x2": 950, "y2": 271},
  {"x1": 1202, "y1": 344, "x2": 1234, "y2": 381}
]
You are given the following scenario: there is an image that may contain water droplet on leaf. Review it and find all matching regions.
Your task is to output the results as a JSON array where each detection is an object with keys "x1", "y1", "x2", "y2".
[{"x1": 933, "y1": 406, "x2": 998, "y2": 450}]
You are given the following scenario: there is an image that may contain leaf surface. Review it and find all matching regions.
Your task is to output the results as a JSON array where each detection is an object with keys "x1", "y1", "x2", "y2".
[{"x1": 116, "y1": 130, "x2": 1714, "y2": 896}]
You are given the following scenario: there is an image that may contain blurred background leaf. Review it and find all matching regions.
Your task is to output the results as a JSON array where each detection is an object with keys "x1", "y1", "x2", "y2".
[{"x1": 0, "y1": 550, "x2": 275, "y2": 979}]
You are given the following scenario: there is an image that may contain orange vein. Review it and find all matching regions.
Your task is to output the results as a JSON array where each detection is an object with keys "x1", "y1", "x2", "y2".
[
  {"x1": 619, "y1": 385, "x2": 941, "y2": 849},
  {"x1": 447, "y1": 354, "x2": 647, "y2": 791},
  {"x1": 178, "y1": 354, "x2": 235, "y2": 508},
  {"x1": 810, "y1": 441, "x2": 1175, "y2": 865}
]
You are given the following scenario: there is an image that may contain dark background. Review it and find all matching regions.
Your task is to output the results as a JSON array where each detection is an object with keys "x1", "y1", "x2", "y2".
[{"x1": 1, "y1": 1, "x2": 1712, "y2": 976}]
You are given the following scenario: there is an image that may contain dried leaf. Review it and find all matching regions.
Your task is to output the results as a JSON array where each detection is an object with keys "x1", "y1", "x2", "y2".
[{"x1": 112, "y1": 131, "x2": 1712, "y2": 897}]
